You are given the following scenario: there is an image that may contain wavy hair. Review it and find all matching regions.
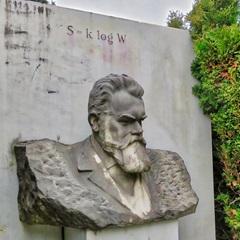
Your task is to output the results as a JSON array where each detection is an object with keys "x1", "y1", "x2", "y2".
[{"x1": 88, "y1": 74, "x2": 144, "y2": 120}]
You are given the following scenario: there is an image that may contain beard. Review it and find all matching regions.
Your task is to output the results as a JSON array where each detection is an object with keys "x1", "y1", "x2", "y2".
[
  {"x1": 115, "y1": 141, "x2": 151, "y2": 173},
  {"x1": 99, "y1": 135, "x2": 151, "y2": 173}
]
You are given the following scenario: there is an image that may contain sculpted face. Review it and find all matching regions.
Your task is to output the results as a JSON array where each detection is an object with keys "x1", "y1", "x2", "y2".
[{"x1": 91, "y1": 90, "x2": 151, "y2": 173}]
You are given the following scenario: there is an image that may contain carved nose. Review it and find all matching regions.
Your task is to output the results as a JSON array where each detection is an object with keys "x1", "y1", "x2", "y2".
[{"x1": 131, "y1": 122, "x2": 143, "y2": 135}]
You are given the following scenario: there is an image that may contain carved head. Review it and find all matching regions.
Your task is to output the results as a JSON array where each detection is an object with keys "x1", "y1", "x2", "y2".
[{"x1": 88, "y1": 74, "x2": 151, "y2": 173}]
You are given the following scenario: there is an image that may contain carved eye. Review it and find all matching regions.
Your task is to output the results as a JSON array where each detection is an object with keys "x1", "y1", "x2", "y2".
[{"x1": 118, "y1": 116, "x2": 135, "y2": 124}]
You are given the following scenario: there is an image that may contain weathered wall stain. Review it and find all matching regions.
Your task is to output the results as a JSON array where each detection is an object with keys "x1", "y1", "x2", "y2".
[
  {"x1": 5, "y1": 41, "x2": 30, "y2": 50},
  {"x1": 39, "y1": 57, "x2": 48, "y2": 63},
  {"x1": 31, "y1": 63, "x2": 41, "y2": 81},
  {"x1": 5, "y1": 0, "x2": 52, "y2": 17},
  {"x1": 6, "y1": 0, "x2": 31, "y2": 15},
  {"x1": 38, "y1": 6, "x2": 44, "y2": 14},
  {"x1": 4, "y1": 25, "x2": 28, "y2": 35},
  {"x1": 46, "y1": 8, "x2": 51, "y2": 17},
  {"x1": 47, "y1": 90, "x2": 59, "y2": 94},
  {"x1": 13, "y1": 30, "x2": 28, "y2": 34},
  {"x1": 4, "y1": 25, "x2": 13, "y2": 35}
]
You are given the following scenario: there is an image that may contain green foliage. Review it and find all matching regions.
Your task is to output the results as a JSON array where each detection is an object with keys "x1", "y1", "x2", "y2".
[
  {"x1": 167, "y1": 10, "x2": 186, "y2": 29},
  {"x1": 187, "y1": 0, "x2": 239, "y2": 39},
  {"x1": 217, "y1": 193, "x2": 240, "y2": 239},
  {"x1": 188, "y1": 0, "x2": 240, "y2": 238}
]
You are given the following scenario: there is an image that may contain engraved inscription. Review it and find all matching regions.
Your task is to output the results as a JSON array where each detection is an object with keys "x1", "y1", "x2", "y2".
[{"x1": 67, "y1": 26, "x2": 127, "y2": 45}]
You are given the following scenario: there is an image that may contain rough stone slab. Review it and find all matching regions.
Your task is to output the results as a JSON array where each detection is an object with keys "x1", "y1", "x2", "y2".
[{"x1": 15, "y1": 139, "x2": 197, "y2": 230}]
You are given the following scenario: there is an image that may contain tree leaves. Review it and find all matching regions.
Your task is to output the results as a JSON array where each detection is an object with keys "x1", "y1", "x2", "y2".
[{"x1": 189, "y1": 1, "x2": 240, "y2": 238}]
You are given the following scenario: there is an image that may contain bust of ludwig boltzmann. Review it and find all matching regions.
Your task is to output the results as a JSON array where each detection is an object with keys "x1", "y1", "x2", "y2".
[{"x1": 15, "y1": 74, "x2": 198, "y2": 230}]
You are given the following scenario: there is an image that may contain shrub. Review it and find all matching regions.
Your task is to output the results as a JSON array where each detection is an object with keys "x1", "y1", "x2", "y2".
[{"x1": 176, "y1": 0, "x2": 240, "y2": 238}]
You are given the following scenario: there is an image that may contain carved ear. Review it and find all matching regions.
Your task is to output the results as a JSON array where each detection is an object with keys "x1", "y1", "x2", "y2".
[{"x1": 89, "y1": 114, "x2": 99, "y2": 132}]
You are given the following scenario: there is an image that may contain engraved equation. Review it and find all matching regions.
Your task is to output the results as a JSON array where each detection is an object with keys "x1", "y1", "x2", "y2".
[{"x1": 67, "y1": 26, "x2": 127, "y2": 45}]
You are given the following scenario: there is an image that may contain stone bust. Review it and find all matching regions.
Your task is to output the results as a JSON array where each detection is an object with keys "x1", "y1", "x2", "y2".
[{"x1": 15, "y1": 74, "x2": 198, "y2": 230}]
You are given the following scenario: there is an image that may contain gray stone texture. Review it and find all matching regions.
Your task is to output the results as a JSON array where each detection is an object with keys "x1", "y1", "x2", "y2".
[
  {"x1": 0, "y1": 0, "x2": 215, "y2": 239},
  {"x1": 15, "y1": 138, "x2": 197, "y2": 229}
]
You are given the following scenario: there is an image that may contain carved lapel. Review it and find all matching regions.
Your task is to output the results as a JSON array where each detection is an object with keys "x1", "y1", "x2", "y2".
[{"x1": 75, "y1": 137, "x2": 129, "y2": 209}]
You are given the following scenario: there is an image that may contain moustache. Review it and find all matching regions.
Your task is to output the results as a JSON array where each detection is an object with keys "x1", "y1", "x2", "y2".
[{"x1": 103, "y1": 135, "x2": 146, "y2": 151}]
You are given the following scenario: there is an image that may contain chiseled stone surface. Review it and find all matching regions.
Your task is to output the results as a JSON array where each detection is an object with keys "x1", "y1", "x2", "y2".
[{"x1": 15, "y1": 139, "x2": 198, "y2": 230}]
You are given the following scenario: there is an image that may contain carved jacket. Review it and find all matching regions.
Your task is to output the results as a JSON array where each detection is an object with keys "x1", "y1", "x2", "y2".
[{"x1": 15, "y1": 137, "x2": 198, "y2": 230}]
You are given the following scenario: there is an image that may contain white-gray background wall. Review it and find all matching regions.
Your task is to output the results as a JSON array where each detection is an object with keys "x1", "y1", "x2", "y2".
[{"x1": 0, "y1": 1, "x2": 215, "y2": 239}]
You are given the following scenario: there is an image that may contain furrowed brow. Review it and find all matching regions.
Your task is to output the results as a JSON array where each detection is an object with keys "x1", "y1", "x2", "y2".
[
  {"x1": 141, "y1": 115, "x2": 147, "y2": 120},
  {"x1": 118, "y1": 114, "x2": 136, "y2": 121}
]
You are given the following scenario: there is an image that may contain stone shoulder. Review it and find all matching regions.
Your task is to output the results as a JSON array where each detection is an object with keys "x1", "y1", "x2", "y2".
[
  {"x1": 147, "y1": 148, "x2": 187, "y2": 171},
  {"x1": 146, "y1": 148, "x2": 198, "y2": 215}
]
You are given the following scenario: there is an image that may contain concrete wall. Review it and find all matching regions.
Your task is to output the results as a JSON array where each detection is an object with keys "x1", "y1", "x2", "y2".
[
  {"x1": 65, "y1": 221, "x2": 178, "y2": 240},
  {"x1": 0, "y1": 1, "x2": 215, "y2": 240}
]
